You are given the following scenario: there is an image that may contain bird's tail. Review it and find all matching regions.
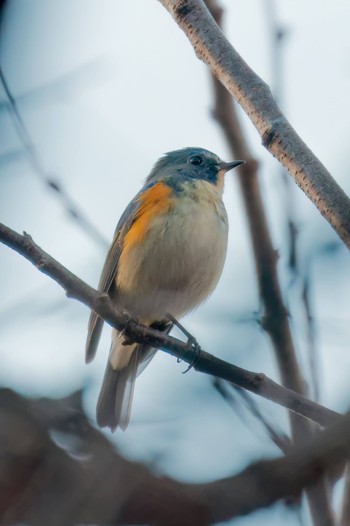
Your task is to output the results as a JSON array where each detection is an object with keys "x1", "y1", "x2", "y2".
[
  {"x1": 96, "y1": 331, "x2": 145, "y2": 431},
  {"x1": 96, "y1": 321, "x2": 173, "y2": 431}
]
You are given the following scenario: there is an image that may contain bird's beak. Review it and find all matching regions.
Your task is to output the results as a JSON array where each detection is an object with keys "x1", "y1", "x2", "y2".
[{"x1": 217, "y1": 160, "x2": 245, "y2": 173}]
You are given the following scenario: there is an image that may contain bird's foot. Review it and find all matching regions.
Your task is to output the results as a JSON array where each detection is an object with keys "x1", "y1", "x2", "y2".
[{"x1": 166, "y1": 313, "x2": 202, "y2": 374}]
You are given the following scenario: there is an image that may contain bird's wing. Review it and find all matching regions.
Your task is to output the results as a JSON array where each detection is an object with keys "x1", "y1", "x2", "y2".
[
  {"x1": 85, "y1": 180, "x2": 171, "y2": 363},
  {"x1": 85, "y1": 194, "x2": 142, "y2": 363}
]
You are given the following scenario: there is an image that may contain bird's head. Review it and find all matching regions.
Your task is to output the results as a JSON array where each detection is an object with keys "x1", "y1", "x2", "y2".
[{"x1": 146, "y1": 147, "x2": 244, "y2": 191}]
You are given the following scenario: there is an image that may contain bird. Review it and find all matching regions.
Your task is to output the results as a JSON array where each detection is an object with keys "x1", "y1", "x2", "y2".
[{"x1": 85, "y1": 147, "x2": 244, "y2": 431}]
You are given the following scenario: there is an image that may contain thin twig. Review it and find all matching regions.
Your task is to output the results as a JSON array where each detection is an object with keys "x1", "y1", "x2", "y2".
[
  {"x1": 0, "y1": 67, "x2": 108, "y2": 250},
  {"x1": 263, "y1": 0, "x2": 320, "y2": 402},
  {"x1": 263, "y1": 0, "x2": 299, "y2": 277},
  {"x1": 302, "y1": 276, "x2": 319, "y2": 401},
  {"x1": 213, "y1": 379, "x2": 291, "y2": 455},
  {"x1": 0, "y1": 221, "x2": 340, "y2": 428}
]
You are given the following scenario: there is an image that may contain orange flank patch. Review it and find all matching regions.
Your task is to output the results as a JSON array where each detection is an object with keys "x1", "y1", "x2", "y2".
[{"x1": 123, "y1": 182, "x2": 173, "y2": 251}]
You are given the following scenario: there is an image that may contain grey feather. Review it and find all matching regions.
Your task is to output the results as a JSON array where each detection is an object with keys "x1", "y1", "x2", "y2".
[
  {"x1": 96, "y1": 321, "x2": 172, "y2": 431},
  {"x1": 85, "y1": 195, "x2": 141, "y2": 363},
  {"x1": 96, "y1": 345, "x2": 141, "y2": 431},
  {"x1": 85, "y1": 315, "x2": 104, "y2": 363}
]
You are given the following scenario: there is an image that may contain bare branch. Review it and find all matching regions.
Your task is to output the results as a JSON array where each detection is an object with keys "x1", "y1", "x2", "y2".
[
  {"x1": 158, "y1": 0, "x2": 350, "y2": 249},
  {"x1": 0, "y1": 221, "x2": 340, "y2": 428}
]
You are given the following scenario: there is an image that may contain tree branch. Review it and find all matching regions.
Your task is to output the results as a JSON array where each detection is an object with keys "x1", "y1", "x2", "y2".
[
  {"x1": 158, "y1": 0, "x2": 350, "y2": 249},
  {"x1": 0, "y1": 222, "x2": 340, "y2": 428},
  {"x1": 2, "y1": 388, "x2": 350, "y2": 525},
  {"x1": 203, "y1": 2, "x2": 334, "y2": 523},
  {"x1": 205, "y1": 0, "x2": 305, "y2": 404},
  {"x1": 206, "y1": 0, "x2": 333, "y2": 526}
]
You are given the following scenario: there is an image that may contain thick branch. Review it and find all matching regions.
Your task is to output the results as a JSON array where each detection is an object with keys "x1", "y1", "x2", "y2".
[
  {"x1": 2, "y1": 389, "x2": 350, "y2": 525},
  {"x1": 0, "y1": 222, "x2": 340, "y2": 428},
  {"x1": 159, "y1": 0, "x2": 350, "y2": 249}
]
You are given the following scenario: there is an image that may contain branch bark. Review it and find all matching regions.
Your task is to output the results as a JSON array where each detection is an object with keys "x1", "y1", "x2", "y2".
[
  {"x1": 0, "y1": 221, "x2": 339, "y2": 428},
  {"x1": 158, "y1": 0, "x2": 350, "y2": 249}
]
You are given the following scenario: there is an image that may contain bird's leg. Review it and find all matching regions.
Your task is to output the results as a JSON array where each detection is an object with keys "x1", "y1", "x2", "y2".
[
  {"x1": 166, "y1": 313, "x2": 202, "y2": 373},
  {"x1": 166, "y1": 313, "x2": 199, "y2": 347}
]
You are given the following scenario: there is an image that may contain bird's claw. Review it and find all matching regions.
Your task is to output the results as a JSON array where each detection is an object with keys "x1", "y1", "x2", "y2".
[
  {"x1": 181, "y1": 337, "x2": 202, "y2": 374},
  {"x1": 167, "y1": 313, "x2": 202, "y2": 373}
]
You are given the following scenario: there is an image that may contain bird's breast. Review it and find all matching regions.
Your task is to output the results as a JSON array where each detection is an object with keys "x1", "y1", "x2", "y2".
[{"x1": 116, "y1": 180, "x2": 228, "y2": 321}]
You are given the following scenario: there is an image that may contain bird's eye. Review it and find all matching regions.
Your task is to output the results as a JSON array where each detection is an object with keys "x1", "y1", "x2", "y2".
[{"x1": 189, "y1": 155, "x2": 204, "y2": 166}]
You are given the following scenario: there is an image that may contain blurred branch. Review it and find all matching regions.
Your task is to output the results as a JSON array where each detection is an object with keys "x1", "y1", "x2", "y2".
[
  {"x1": 0, "y1": 67, "x2": 108, "y2": 250},
  {"x1": 0, "y1": 58, "x2": 115, "y2": 112},
  {"x1": 302, "y1": 276, "x2": 319, "y2": 400},
  {"x1": 341, "y1": 464, "x2": 350, "y2": 526},
  {"x1": 0, "y1": 0, "x2": 7, "y2": 25},
  {"x1": 263, "y1": 0, "x2": 288, "y2": 104},
  {"x1": 204, "y1": 1, "x2": 333, "y2": 523},
  {"x1": 263, "y1": 0, "x2": 320, "y2": 402},
  {"x1": 263, "y1": 0, "x2": 299, "y2": 275},
  {"x1": 2, "y1": 388, "x2": 350, "y2": 525},
  {"x1": 0, "y1": 148, "x2": 24, "y2": 169},
  {"x1": 0, "y1": 221, "x2": 340, "y2": 428},
  {"x1": 213, "y1": 378, "x2": 291, "y2": 455},
  {"x1": 158, "y1": 0, "x2": 350, "y2": 249},
  {"x1": 205, "y1": 0, "x2": 303, "y2": 398}
]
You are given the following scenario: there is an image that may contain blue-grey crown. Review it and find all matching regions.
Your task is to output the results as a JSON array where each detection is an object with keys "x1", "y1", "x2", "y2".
[{"x1": 146, "y1": 147, "x2": 222, "y2": 185}]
